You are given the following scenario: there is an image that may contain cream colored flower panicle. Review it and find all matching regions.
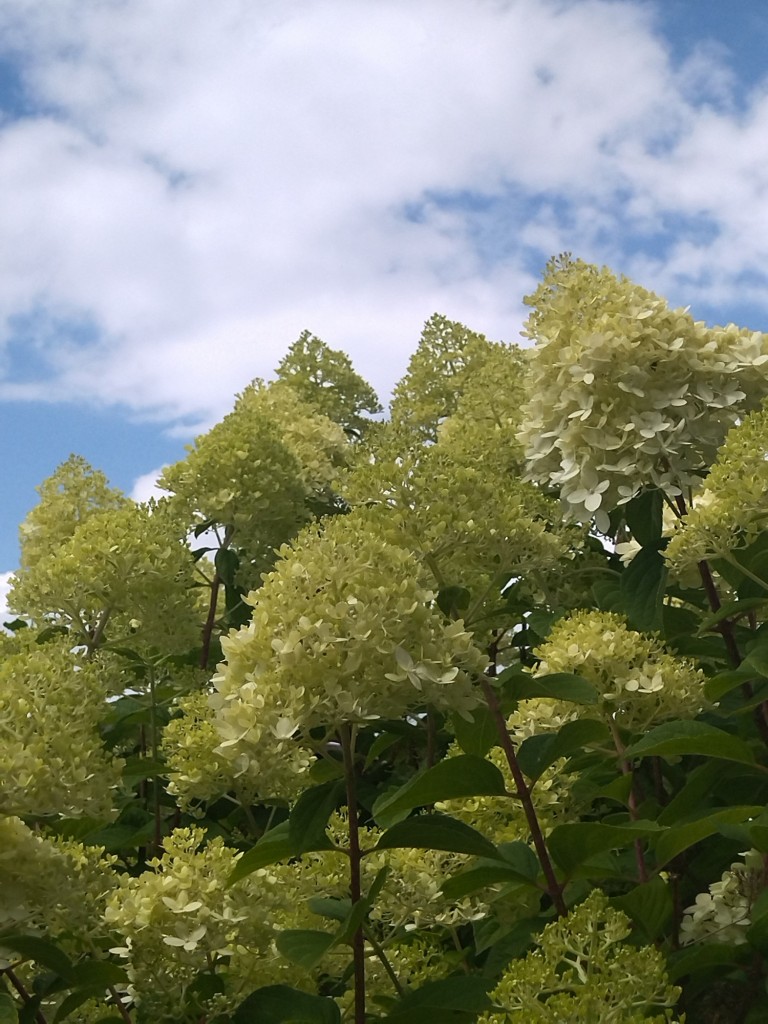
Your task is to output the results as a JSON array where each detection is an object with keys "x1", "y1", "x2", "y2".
[
  {"x1": 532, "y1": 610, "x2": 707, "y2": 731},
  {"x1": 666, "y1": 404, "x2": 768, "y2": 573},
  {"x1": 479, "y1": 891, "x2": 681, "y2": 1023},
  {"x1": 519, "y1": 256, "x2": 768, "y2": 531},
  {"x1": 680, "y1": 849, "x2": 767, "y2": 947},
  {"x1": 0, "y1": 816, "x2": 117, "y2": 948},
  {"x1": 105, "y1": 828, "x2": 295, "y2": 1021},
  {"x1": 210, "y1": 511, "x2": 485, "y2": 789},
  {"x1": 10, "y1": 498, "x2": 200, "y2": 656},
  {"x1": 0, "y1": 633, "x2": 123, "y2": 818}
]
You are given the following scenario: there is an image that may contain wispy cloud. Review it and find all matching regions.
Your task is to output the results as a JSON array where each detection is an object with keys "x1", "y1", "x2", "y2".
[{"x1": 0, "y1": 0, "x2": 765, "y2": 429}]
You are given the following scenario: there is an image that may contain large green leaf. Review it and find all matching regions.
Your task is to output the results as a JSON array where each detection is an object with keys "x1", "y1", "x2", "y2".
[
  {"x1": 499, "y1": 668, "x2": 599, "y2": 705},
  {"x1": 289, "y1": 780, "x2": 344, "y2": 854},
  {"x1": 451, "y1": 706, "x2": 498, "y2": 757},
  {"x1": 624, "y1": 489, "x2": 663, "y2": 548},
  {"x1": 373, "y1": 756, "x2": 507, "y2": 829},
  {"x1": 383, "y1": 976, "x2": 493, "y2": 1022},
  {"x1": 441, "y1": 843, "x2": 540, "y2": 899},
  {"x1": 0, "y1": 934, "x2": 73, "y2": 979},
  {"x1": 654, "y1": 806, "x2": 764, "y2": 865},
  {"x1": 233, "y1": 985, "x2": 341, "y2": 1024},
  {"x1": 516, "y1": 719, "x2": 609, "y2": 782},
  {"x1": 623, "y1": 721, "x2": 756, "y2": 765},
  {"x1": 275, "y1": 929, "x2": 338, "y2": 970},
  {"x1": 620, "y1": 546, "x2": 667, "y2": 632},
  {"x1": 0, "y1": 993, "x2": 17, "y2": 1024},
  {"x1": 667, "y1": 943, "x2": 746, "y2": 982},
  {"x1": 547, "y1": 820, "x2": 664, "y2": 875},
  {"x1": 614, "y1": 876, "x2": 672, "y2": 942},
  {"x1": 375, "y1": 814, "x2": 503, "y2": 861}
]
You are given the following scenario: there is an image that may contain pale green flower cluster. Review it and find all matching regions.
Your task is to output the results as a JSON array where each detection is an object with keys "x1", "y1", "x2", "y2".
[
  {"x1": 0, "y1": 634, "x2": 123, "y2": 818},
  {"x1": 479, "y1": 891, "x2": 681, "y2": 1023},
  {"x1": 160, "y1": 380, "x2": 349, "y2": 588},
  {"x1": 519, "y1": 256, "x2": 768, "y2": 531},
  {"x1": 275, "y1": 329, "x2": 382, "y2": 436},
  {"x1": 666, "y1": 404, "x2": 768, "y2": 573},
  {"x1": 0, "y1": 816, "x2": 117, "y2": 949},
  {"x1": 533, "y1": 610, "x2": 707, "y2": 731},
  {"x1": 680, "y1": 849, "x2": 766, "y2": 946},
  {"x1": 104, "y1": 828, "x2": 292, "y2": 1020},
  {"x1": 14, "y1": 454, "x2": 128, "y2": 579},
  {"x1": 162, "y1": 690, "x2": 314, "y2": 810},
  {"x1": 209, "y1": 512, "x2": 485, "y2": 793},
  {"x1": 10, "y1": 497, "x2": 200, "y2": 656},
  {"x1": 389, "y1": 313, "x2": 498, "y2": 442}
]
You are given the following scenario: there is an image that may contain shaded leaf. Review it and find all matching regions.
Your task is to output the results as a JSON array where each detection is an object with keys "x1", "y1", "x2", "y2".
[
  {"x1": 275, "y1": 929, "x2": 337, "y2": 970},
  {"x1": 499, "y1": 669, "x2": 599, "y2": 705},
  {"x1": 375, "y1": 814, "x2": 502, "y2": 861},
  {"x1": 547, "y1": 820, "x2": 663, "y2": 875},
  {"x1": 624, "y1": 721, "x2": 755, "y2": 765},
  {"x1": 233, "y1": 984, "x2": 341, "y2": 1024},
  {"x1": 655, "y1": 806, "x2": 764, "y2": 865},
  {"x1": 516, "y1": 719, "x2": 609, "y2": 782},
  {"x1": 289, "y1": 780, "x2": 344, "y2": 855},
  {"x1": 621, "y1": 546, "x2": 667, "y2": 632},
  {"x1": 384, "y1": 976, "x2": 493, "y2": 1022},
  {"x1": 451, "y1": 706, "x2": 498, "y2": 758}
]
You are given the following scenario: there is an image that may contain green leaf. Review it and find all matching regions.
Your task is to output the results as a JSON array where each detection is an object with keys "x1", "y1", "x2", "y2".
[
  {"x1": 436, "y1": 586, "x2": 471, "y2": 618},
  {"x1": 275, "y1": 929, "x2": 337, "y2": 970},
  {"x1": 375, "y1": 814, "x2": 503, "y2": 861},
  {"x1": 624, "y1": 489, "x2": 663, "y2": 548},
  {"x1": 623, "y1": 721, "x2": 756, "y2": 765},
  {"x1": 451, "y1": 706, "x2": 498, "y2": 758},
  {"x1": 228, "y1": 822, "x2": 293, "y2": 885},
  {"x1": 308, "y1": 896, "x2": 352, "y2": 923},
  {"x1": 655, "y1": 806, "x2": 764, "y2": 865},
  {"x1": 0, "y1": 935, "x2": 73, "y2": 979},
  {"x1": 614, "y1": 876, "x2": 672, "y2": 942},
  {"x1": 373, "y1": 756, "x2": 507, "y2": 829},
  {"x1": 667, "y1": 943, "x2": 746, "y2": 982},
  {"x1": 743, "y1": 640, "x2": 768, "y2": 679},
  {"x1": 547, "y1": 820, "x2": 663, "y2": 875},
  {"x1": 0, "y1": 993, "x2": 18, "y2": 1024},
  {"x1": 289, "y1": 780, "x2": 344, "y2": 854},
  {"x1": 620, "y1": 546, "x2": 667, "y2": 632},
  {"x1": 364, "y1": 731, "x2": 401, "y2": 769},
  {"x1": 698, "y1": 598, "x2": 768, "y2": 635},
  {"x1": 233, "y1": 985, "x2": 341, "y2": 1024},
  {"x1": 441, "y1": 844, "x2": 540, "y2": 899},
  {"x1": 121, "y1": 757, "x2": 167, "y2": 784},
  {"x1": 383, "y1": 976, "x2": 493, "y2": 1022},
  {"x1": 516, "y1": 719, "x2": 609, "y2": 782},
  {"x1": 214, "y1": 546, "x2": 240, "y2": 587},
  {"x1": 704, "y1": 667, "x2": 755, "y2": 703},
  {"x1": 499, "y1": 668, "x2": 599, "y2": 705}
]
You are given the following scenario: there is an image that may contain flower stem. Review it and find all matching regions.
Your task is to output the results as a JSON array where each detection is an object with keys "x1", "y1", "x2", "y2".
[
  {"x1": 480, "y1": 677, "x2": 567, "y2": 916},
  {"x1": 340, "y1": 723, "x2": 366, "y2": 1024}
]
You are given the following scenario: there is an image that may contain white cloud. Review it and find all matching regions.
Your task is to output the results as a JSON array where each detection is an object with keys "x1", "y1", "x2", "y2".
[
  {"x1": 0, "y1": 570, "x2": 14, "y2": 626},
  {"x1": 0, "y1": 0, "x2": 765, "y2": 429},
  {"x1": 130, "y1": 466, "x2": 170, "y2": 504}
]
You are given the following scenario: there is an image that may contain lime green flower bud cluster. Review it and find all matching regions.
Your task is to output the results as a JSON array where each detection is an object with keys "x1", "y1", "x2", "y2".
[
  {"x1": 479, "y1": 891, "x2": 681, "y2": 1023},
  {"x1": 104, "y1": 828, "x2": 288, "y2": 1020},
  {"x1": 519, "y1": 256, "x2": 768, "y2": 531},
  {"x1": 0, "y1": 635, "x2": 123, "y2": 818},
  {"x1": 160, "y1": 380, "x2": 349, "y2": 589},
  {"x1": 10, "y1": 498, "x2": 199, "y2": 655},
  {"x1": 666, "y1": 404, "x2": 768, "y2": 572},
  {"x1": 680, "y1": 849, "x2": 766, "y2": 946},
  {"x1": 533, "y1": 610, "x2": 707, "y2": 731},
  {"x1": 390, "y1": 314, "x2": 498, "y2": 442},
  {"x1": 275, "y1": 330, "x2": 382, "y2": 436},
  {"x1": 0, "y1": 816, "x2": 117, "y2": 947},
  {"x1": 209, "y1": 512, "x2": 485, "y2": 794}
]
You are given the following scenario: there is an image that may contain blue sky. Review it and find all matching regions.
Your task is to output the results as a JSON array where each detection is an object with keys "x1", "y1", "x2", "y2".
[{"x1": 1, "y1": 0, "x2": 768, "y2": 592}]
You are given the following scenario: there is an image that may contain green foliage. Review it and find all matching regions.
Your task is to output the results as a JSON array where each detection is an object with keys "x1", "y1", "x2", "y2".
[{"x1": 8, "y1": 272, "x2": 768, "y2": 1022}]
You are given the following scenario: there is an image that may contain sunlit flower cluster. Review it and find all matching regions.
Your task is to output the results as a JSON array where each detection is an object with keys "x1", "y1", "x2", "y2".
[
  {"x1": 532, "y1": 610, "x2": 707, "y2": 731},
  {"x1": 666, "y1": 404, "x2": 768, "y2": 573},
  {"x1": 519, "y1": 256, "x2": 768, "y2": 530},
  {"x1": 680, "y1": 849, "x2": 767, "y2": 946},
  {"x1": 479, "y1": 891, "x2": 681, "y2": 1023},
  {"x1": 210, "y1": 511, "x2": 485, "y2": 792},
  {"x1": 10, "y1": 498, "x2": 200, "y2": 655},
  {"x1": 0, "y1": 634, "x2": 123, "y2": 818},
  {"x1": 104, "y1": 828, "x2": 290, "y2": 1020}
]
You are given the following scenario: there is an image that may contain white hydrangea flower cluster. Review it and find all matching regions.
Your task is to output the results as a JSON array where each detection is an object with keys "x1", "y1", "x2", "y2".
[
  {"x1": 209, "y1": 511, "x2": 485, "y2": 795},
  {"x1": 519, "y1": 256, "x2": 768, "y2": 531},
  {"x1": 666, "y1": 404, "x2": 768, "y2": 573},
  {"x1": 680, "y1": 849, "x2": 767, "y2": 946},
  {"x1": 0, "y1": 634, "x2": 123, "y2": 819},
  {"x1": 532, "y1": 610, "x2": 707, "y2": 731},
  {"x1": 104, "y1": 828, "x2": 296, "y2": 1021},
  {"x1": 0, "y1": 816, "x2": 117, "y2": 949}
]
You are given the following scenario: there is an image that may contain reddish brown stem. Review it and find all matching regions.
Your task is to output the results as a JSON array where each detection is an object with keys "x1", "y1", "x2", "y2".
[
  {"x1": 340, "y1": 724, "x2": 366, "y2": 1024},
  {"x1": 610, "y1": 721, "x2": 648, "y2": 883},
  {"x1": 3, "y1": 968, "x2": 47, "y2": 1023},
  {"x1": 480, "y1": 678, "x2": 567, "y2": 916}
]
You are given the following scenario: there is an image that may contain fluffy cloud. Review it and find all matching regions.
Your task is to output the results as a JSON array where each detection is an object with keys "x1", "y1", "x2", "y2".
[{"x1": 0, "y1": 0, "x2": 765, "y2": 428}]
